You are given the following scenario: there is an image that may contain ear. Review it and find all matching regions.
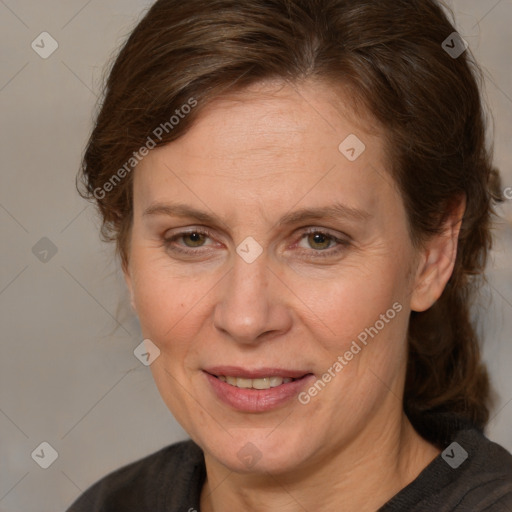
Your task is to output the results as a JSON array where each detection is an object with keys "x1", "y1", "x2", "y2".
[
  {"x1": 122, "y1": 260, "x2": 137, "y2": 313},
  {"x1": 410, "y1": 195, "x2": 466, "y2": 312}
]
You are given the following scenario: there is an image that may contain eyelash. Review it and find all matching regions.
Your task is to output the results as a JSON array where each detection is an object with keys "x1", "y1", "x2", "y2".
[{"x1": 163, "y1": 227, "x2": 351, "y2": 259}]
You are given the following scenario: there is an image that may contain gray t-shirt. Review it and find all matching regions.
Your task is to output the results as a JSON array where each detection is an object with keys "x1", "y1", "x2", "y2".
[{"x1": 67, "y1": 413, "x2": 512, "y2": 511}]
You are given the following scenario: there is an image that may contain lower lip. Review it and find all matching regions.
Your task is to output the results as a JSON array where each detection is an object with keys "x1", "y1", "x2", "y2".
[{"x1": 204, "y1": 372, "x2": 315, "y2": 412}]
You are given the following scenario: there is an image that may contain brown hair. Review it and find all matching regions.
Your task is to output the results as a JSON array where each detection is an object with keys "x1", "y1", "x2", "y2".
[{"x1": 78, "y1": 0, "x2": 504, "y2": 432}]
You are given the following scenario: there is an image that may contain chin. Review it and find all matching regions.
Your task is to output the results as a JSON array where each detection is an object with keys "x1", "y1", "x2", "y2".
[{"x1": 200, "y1": 426, "x2": 315, "y2": 475}]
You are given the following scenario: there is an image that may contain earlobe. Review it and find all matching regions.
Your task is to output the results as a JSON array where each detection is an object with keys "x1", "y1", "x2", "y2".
[
  {"x1": 410, "y1": 252, "x2": 446, "y2": 312},
  {"x1": 410, "y1": 196, "x2": 466, "y2": 312}
]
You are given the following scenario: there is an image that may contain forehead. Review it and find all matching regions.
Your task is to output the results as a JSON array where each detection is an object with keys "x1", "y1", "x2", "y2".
[
  {"x1": 133, "y1": 80, "x2": 395, "y2": 223},
  {"x1": 173, "y1": 80, "x2": 382, "y2": 161}
]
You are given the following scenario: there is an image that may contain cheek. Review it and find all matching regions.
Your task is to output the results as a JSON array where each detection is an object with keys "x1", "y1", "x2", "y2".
[
  {"x1": 290, "y1": 263, "x2": 405, "y2": 348},
  {"x1": 295, "y1": 273, "x2": 409, "y2": 416},
  {"x1": 130, "y1": 253, "x2": 216, "y2": 343},
  {"x1": 288, "y1": 265, "x2": 410, "y2": 409}
]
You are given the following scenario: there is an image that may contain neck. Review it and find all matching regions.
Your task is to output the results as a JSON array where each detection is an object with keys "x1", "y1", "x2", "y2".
[{"x1": 200, "y1": 408, "x2": 440, "y2": 512}]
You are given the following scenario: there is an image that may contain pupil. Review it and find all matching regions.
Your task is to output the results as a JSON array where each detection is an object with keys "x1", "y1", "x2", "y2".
[
  {"x1": 310, "y1": 233, "x2": 329, "y2": 249},
  {"x1": 185, "y1": 232, "x2": 204, "y2": 246}
]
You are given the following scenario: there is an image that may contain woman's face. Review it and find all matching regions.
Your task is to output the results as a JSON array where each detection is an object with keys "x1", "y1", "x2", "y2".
[{"x1": 126, "y1": 80, "x2": 422, "y2": 474}]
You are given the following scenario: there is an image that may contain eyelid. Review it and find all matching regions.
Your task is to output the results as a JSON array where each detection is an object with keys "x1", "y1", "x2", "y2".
[
  {"x1": 164, "y1": 226, "x2": 212, "y2": 238},
  {"x1": 296, "y1": 226, "x2": 350, "y2": 241}
]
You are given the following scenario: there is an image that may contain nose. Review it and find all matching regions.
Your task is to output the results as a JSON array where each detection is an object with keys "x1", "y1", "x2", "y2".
[{"x1": 213, "y1": 252, "x2": 292, "y2": 345}]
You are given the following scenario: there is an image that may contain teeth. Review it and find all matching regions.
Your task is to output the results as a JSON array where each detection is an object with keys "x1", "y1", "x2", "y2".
[
  {"x1": 252, "y1": 377, "x2": 270, "y2": 389},
  {"x1": 236, "y1": 377, "x2": 252, "y2": 389},
  {"x1": 226, "y1": 376, "x2": 237, "y2": 386},
  {"x1": 269, "y1": 376, "x2": 285, "y2": 387},
  {"x1": 218, "y1": 375, "x2": 294, "y2": 389}
]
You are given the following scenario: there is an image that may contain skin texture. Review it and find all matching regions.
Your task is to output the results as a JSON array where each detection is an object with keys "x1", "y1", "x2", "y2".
[{"x1": 124, "y1": 80, "x2": 465, "y2": 511}]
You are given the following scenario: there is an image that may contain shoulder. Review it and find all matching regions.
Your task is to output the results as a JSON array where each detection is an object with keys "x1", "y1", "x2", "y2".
[
  {"x1": 66, "y1": 439, "x2": 205, "y2": 512},
  {"x1": 452, "y1": 427, "x2": 512, "y2": 510},
  {"x1": 382, "y1": 414, "x2": 512, "y2": 511}
]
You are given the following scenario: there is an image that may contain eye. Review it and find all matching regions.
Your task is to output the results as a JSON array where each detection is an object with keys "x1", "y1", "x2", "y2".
[
  {"x1": 163, "y1": 228, "x2": 215, "y2": 255},
  {"x1": 302, "y1": 232, "x2": 333, "y2": 250},
  {"x1": 180, "y1": 231, "x2": 208, "y2": 248},
  {"x1": 295, "y1": 228, "x2": 351, "y2": 258}
]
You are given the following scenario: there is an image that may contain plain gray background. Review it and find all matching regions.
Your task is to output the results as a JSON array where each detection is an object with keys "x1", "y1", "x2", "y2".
[{"x1": 1, "y1": 1, "x2": 511, "y2": 510}]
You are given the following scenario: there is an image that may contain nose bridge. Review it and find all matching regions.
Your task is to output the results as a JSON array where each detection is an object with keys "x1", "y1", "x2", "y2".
[{"x1": 214, "y1": 253, "x2": 275, "y2": 342}]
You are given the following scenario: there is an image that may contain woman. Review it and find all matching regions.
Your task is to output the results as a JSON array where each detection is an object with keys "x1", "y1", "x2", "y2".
[{"x1": 68, "y1": 0, "x2": 512, "y2": 510}]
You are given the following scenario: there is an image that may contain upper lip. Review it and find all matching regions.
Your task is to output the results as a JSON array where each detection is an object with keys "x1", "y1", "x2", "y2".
[{"x1": 203, "y1": 366, "x2": 312, "y2": 379}]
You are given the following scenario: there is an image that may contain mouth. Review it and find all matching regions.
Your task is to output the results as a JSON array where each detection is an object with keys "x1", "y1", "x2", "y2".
[{"x1": 203, "y1": 367, "x2": 315, "y2": 412}]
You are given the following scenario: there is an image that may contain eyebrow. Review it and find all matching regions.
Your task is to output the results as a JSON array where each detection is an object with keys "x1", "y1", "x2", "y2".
[{"x1": 142, "y1": 201, "x2": 371, "y2": 226}]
